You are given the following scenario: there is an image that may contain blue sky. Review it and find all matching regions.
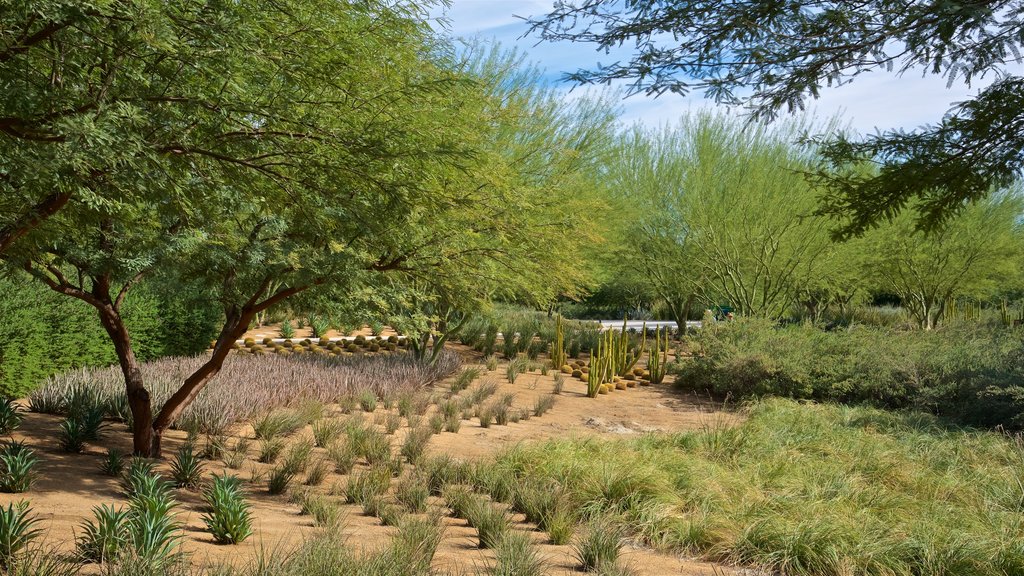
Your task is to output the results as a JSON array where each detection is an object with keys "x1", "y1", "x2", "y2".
[{"x1": 431, "y1": 0, "x2": 1021, "y2": 135}]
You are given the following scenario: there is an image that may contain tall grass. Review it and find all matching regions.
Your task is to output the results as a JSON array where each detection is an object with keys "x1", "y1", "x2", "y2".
[
  {"x1": 488, "y1": 399, "x2": 1024, "y2": 576},
  {"x1": 31, "y1": 351, "x2": 461, "y2": 434}
]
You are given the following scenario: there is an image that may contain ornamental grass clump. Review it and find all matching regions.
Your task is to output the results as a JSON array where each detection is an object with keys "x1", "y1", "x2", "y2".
[
  {"x1": 76, "y1": 504, "x2": 130, "y2": 563},
  {"x1": 0, "y1": 501, "x2": 41, "y2": 568},
  {"x1": 311, "y1": 419, "x2": 343, "y2": 448},
  {"x1": 574, "y1": 518, "x2": 626, "y2": 572},
  {"x1": 489, "y1": 531, "x2": 546, "y2": 576},
  {"x1": 395, "y1": 473, "x2": 429, "y2": 513},
  {"x1": 467, "y1": 498, "x2": 512, "y2": 549},
  {"x1": 99, "y1": 448, "x2": 126, "y2": 477},
  {"x1": 0, "y1": 400, "x2": 22, "y2": 434}
]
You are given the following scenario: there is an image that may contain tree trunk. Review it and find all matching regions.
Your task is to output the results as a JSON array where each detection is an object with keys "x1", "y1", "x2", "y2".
[
  {"x1": 96, "y1": 303, "x2": 155, "y2": 456},
  {"x1": 0, "y1": 192, "x2": 71, "y2": 255},
  {"x1": 149, "y1": 310, "x2": 254, "y2": 457}
]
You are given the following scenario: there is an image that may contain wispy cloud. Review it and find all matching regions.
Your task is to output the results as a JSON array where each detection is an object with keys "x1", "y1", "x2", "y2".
[{"x1": 432, "y1": 0, "x2": 1022, "y2": 134}]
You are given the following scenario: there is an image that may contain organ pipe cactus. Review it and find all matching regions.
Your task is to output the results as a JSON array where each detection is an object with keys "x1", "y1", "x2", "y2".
[
  {"x1": 550, "y1": 315, "x2": 567, "y2": 370},
  {"x1": 648, "y1": 327, "x2": 669, "y2": 385}
]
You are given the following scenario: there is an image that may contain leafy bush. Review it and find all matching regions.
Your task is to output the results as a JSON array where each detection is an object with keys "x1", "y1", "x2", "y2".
[
  {"x1": 201, "y1": 474, "x2": 252, "y2": 544},
  {"x1": 0, "y1": 441, "x2": 38, "y2": 493},
  {"x1": 674, "y1": 318, "x2": 1024, "y2": 428},
  {"x1": 0, "y1": 501, "x2": 41, "y2": 567}
]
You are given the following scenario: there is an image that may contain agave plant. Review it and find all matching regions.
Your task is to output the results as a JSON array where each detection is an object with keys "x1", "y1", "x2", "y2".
[
  {"x1": 76, "y1": 504, "x2": 130, "y2": 563},
  {"x1": 0, "y1": 441, "x2": 38, "y2": 493},
  {"x1": 201, "y1": 473, "x2": 252, "y2": 544},
  {"x1": 0, "y1": 501, "x2": 42, "y2": 568},
  {"x1": 169, "y1": 443, "x2": 204, "y2": 490},
  {"x1": 99, "y1": 448, "x2": 126, "y2": 477},
  {"x1": 127, "y1": 493, "x2": 181, "y2": 565},
  {"x1": 0, "y1": 400, "x2": 23, "y2": 434}
]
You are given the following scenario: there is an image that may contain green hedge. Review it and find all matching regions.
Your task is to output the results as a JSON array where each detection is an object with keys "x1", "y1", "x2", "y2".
[
  {"x1": 672, "y1": 318, "x2": 1024, "y2": 429},
  {"x1": 0, "y1": 274, "x2": 221, "y2": 397}
]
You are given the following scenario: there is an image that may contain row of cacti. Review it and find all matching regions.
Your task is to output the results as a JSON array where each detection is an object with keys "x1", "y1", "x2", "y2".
[
  {"x1": 585, "y1": 318, "x2": 648, "y2": 397},
  {"x1": 1000, "y1": 300, "x2": 1024, "y2": 326}
]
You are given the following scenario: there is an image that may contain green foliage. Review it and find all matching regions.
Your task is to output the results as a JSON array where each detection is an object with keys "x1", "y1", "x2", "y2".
[
  {"x1": 253, "y1": 410, "x2": 306, "y2": 440},
  {"x1": 648, "y1": 326, "x2": 669, "y2": 385},
  {"x1": 0, "y1": 442, "x2": 37, "y2": 493},
  {"x1": 57, "y1": 418, "x2": 87, "y2": 453},
  {"x1": 311, "y1": 419, "x2": 342, "y2": 448},
  {"x1": 0, "y1": 502, "x2": 41, "y2": 568},
  {"x1": 344, "y1": 466, "x2": 391, "y2": 505},
  {"x1": 77, "y1": 504, "x2": 131, "y2": 563},
  {"x1": 358, "y1": 391, "x2": 377, "y2": 413},
  {"x1": 327, "y1": 441, "x2": 356, "y2": 475},
  {"x1": 0, "y1": 276, "x2": 218, "y2": 397},
  {"x1": 489, "y1": 531, "x2": 546, "y2": 576},
  {"x1": 400, "y1": 427, "x2": 432, "y2": 464},
  {"x1": 467, "y1": 498, "x2": 512, "y2": 549},
  {"x1": 395, "y1": 474, "x2": 429, "y2": 513},
  {"x1": 451, "y1": 367, "x2": 481, "y2": 393},
  {"x1": 0, "y1": 400, "x2": 22, "y2": 434},
  {"x1": 257, "y1": 438, "x2": 286, "y2": 464},
  {"x1": 533, "y1": 395, "x2": 555, "y2": 417},
  {"x1": 100, "y1": 449, "x2": 127, "y2": 477},
  {"x1": 574, "y1": 518, "x2": 626, "y2": 572},
  {"x1": 675, "y1": 318, "x2": 1024, "y2": 428},
  {"x1": 201, "y1": 474, "x2": 253, "y2": 545},
  {"x1": 266, "y1": 466, "x2": 294, "y2": 496},
  {"x1": 169, "y1": 443, "x2": 204, "y2": 490}
]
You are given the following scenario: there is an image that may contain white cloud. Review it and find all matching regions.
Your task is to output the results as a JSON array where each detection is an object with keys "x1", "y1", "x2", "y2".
[{"x1": 433, "y1": 0, "x2": 1023, "y2": 134}]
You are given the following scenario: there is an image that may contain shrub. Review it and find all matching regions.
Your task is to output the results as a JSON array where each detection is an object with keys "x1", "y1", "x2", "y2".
[
  {"x1": 0, "y1": 442, "x2": 37, "y2": 493},
  {"x1": 201, "y1": 474, "x2": 252, "y2": 544},
  {"x1": 0, "y1": 400, "x2": 22, "y2": 434},
  {"x1": 77, "y1": 504, "x2": 130, "y2": 562},
  {"x1": 304, "y1": 458, "x2": 330, "y2": 486},
  {"x1": 126, "y1": 489, "x2": 181, "y2": 564},
  {"x1": 281, "y1": 440, "x2": 314, "y2": 475},
  {"x1": 359, "y1": 430, "x2": 391, "y2": 466},
  {"x1": 120, "y1": 458, "x2": 158, "y2": 498},
  {"x1": 0, "y1": 501, "x2": 41, "y2": 567},
  {"x1": 257, "y1": 438, "x2": 286, "y2": 464},
  {"x1": 100, "y1": 448, "x2": 127, "y2": 477},
  {"x1": 221, "y1": 438, "x2": 250, "y2": 470},
  {"x1": 444, "y1": 414, "x2": 461, "y2": 433},
  {"x1": 506, "y1": 356, "x2": 528, "y2": 384},
  {"x1": 383, "y1": 412, "x2": 402, "y2": 435},
  {"x1": 389, "y1": 515, "x2": 444, "y2": 574},
  {"x1": 169, "y1": 443, "x2": 204, "y2": 490},
  {"x1": 485, "y1": 355, "x2": 499, "y2": 371}
]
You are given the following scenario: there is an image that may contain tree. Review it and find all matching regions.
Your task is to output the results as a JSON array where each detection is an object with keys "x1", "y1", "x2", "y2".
[
  {"x1": 529, "y1": 1, "x2": 1024, "y2": 235},
  {"x1": 2, "y1": 0, "x2": 470, "y2": 456},
  {"x1": 607, "y1": 112, "x2": 840, "y2": 319},
  {"x1": 861, "y1": 190, "x2": 1024, "y2": 329}
]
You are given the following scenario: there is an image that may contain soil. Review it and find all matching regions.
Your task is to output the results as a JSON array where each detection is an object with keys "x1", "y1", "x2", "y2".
[{"x1": 0, "y1": 341, "x2": 744, "y2": 576}]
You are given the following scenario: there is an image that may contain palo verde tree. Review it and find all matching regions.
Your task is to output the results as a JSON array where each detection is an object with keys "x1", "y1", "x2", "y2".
[
  {"x1": 529, "y1": 1, "x2": 1024, "y2": 236},
  {"x1": 389, "y1": 44, "x2": 618, "y2": 360},
  {"x1": 2, "y1": 0, "x2": 469, "y2": 456},
  {"x1": 861, "y1": 189, "x2": 1024, "y2": 329}
]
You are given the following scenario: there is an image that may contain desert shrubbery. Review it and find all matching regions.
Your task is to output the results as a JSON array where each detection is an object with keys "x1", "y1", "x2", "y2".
[
  {"x1": 674, "y1": 318, "x2": 1024, "y2": 428},
  {"x1": 31, "y1": 351, "x2": 461, "y2": 435}
]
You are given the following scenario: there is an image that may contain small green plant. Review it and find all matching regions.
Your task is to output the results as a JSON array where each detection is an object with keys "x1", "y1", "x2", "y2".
[
  {"x1": 279, "y1": 321, "x2": 295, "y2": 339},
  {"x1": 533, "y1": 395, "x2": 555, "y2": 417},
  {"x1": 281, "y1": 440, "x2": 314, "y2": 475},
  {"x1": 506, "y1": 356, "x2": 528, "y2": 384},
  {"x1": 309, "y1": 315, "x2": 330, "y2": 339},
  {"x1": 327, "y1": 441, "x2": 356, "y2": 474},
  {"x1": 100, "y1": 448, "x2": 127, "y2": 477},
  {"x1": 0, "y1": 501, "x2": 41, "y2": 567},
  {"x1": 443, "y1": 484, "x2": 475, "y2": 519},
  {"x1": 648, "y1": 326, "x2": 669, "y2": 385},
  {"x1": 468, "y1": 499, "x2": 512, "y2": 549},
  {"x1": 544, "y1": 505, "x2": 576, "y2": 545},
  {"x1": 444, "y1": 414, "x2": 461, "y2": 433},
  {"x1": 77, "y1": 504, "x2": 130, "y2": 563},
  {"x1": 299, "y1": 493, "x2": 343, "y2": 527},
  {"x1": 257, "y1": 437, "x2": 286, "y2": 464},
  {"x1": 169, "y1": 443, "x2": 204, "y2": 490},
  {"x1": 253, "y1": 409, "x2": 305, "y2": 440},
  {"x1": 266, "y1": 465, "x2": 294, "y2": 495},
  {"x1": 304, "y1": 458, "x2": 330, "y2": 486},
  {"x1": 0, "y1": 442, "x2": 38, "y2": 493},
  {"x1": 574, "y1": 518, "x2": 625, "y2": 571},
  {"x1": 490, "y1": 530, "x2": 546, "y2": 576},
  {"x1": 485, "y1": 355, "x2": 499, "y2": 371},
  {"x1": 120, "y1": 458, "x2": 158, "y2": 498},
  {"x1": 390, "y1": 514, "x2": 444, "y2": 573},
  {"x1": 452, "y1": 367, "x2": 482, "y2": 393},
  {"x1": 383, "y1": 412, "x2": 402, "y2": 435},
  {"x1": 221, "y1": 438, "x2": 250, "y2": 470},
  {"x1": 395, "y1": 474, "x2": 429, "y2": 513},
  {"x1": 201, "y1": 473, "x2": 252, "y2": 544},
  {"x1": 0, "y1": 400, "x2": 23, "y2": 434},
  {"x1": 400, "y1": 427, "x2": 432, "y2": 464},
  {"x1": 126, "y1": 489, "x2": 181, "y2": 564},
  {"x1": 311, "y1": 419, "x2": 342, "y2": 448},
  {"x1": 344, "y1": 466, "x2": 391, "y2": 505},
  {"x1": 58, "y1": 417, "x2": 87, "y2": 453},
  {"x1": 478, "y1": 407, "x2": 493, "y2": 428},
  {"x1": 359, "y1": 430, "x2": 391, "y2": 466},
  {"x1": 358, "y1": 390, "x2": 377, "y2": 413}
]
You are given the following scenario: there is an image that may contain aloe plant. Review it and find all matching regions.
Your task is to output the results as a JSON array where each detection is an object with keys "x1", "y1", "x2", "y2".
[
  {"x1": 170, "y1": 442, "x2": 204, "y2": 490},
  {"x1": 77, "y1": 504, "x2": 130, "y2": 563},
  {"x1": 201, "y1": 473, "x2": 252, "y2": 544},
  {"x1": 0, "y1": 441, "x2": 38, "y2": 493},
  {"x1": 0, "y1": 400, "x2": 22, "y2": 434}
]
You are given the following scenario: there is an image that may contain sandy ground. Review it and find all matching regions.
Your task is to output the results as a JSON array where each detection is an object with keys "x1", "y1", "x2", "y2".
[{"x1": 0, "y1": 343, "x2": 743, "y2": 576}]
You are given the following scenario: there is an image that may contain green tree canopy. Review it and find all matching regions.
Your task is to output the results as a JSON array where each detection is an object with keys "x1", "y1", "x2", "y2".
[{"x1": 529, "y1": 1, "x2": 1024, "y2": 236}]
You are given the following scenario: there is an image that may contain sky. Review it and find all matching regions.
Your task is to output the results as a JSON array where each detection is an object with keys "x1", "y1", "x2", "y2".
[{"x1": 431, "y1": 0, "x2": 1020, "y2": 135}]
